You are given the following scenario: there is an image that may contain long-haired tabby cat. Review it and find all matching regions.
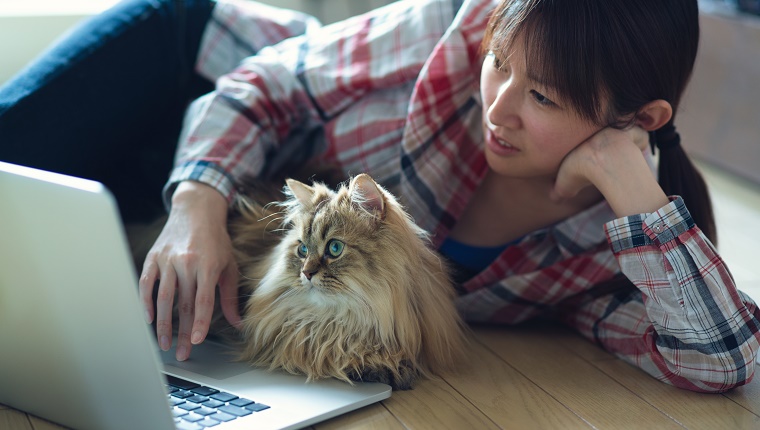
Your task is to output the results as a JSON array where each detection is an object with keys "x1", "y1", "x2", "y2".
[{"x1": 228, "y1": 174, "x2": 467, "y2": 390}]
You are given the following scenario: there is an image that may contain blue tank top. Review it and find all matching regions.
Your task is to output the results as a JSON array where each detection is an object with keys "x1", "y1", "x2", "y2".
[{"x1": 439, "y1": 236, "x2": 523, "y2": 274}]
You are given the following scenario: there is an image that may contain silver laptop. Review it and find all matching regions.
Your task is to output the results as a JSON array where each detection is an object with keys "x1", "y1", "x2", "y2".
[{"x1": 0, "y1": 161, "x2": 391, "y2": 430}]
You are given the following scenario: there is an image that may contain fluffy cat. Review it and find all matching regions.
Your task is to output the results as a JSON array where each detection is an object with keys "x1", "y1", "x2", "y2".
[{"x1": 228, "y1": 174, "x2": 467, "y2": 390}]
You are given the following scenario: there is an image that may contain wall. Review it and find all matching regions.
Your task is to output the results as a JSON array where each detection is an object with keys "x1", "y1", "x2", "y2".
[
  {"x1": 0, "y1": 0, "x2": 394, "y2": 86},
  {"x1": 677, "y1": 1, "x2": 760, "y2": 185},
  {"x1": 0, "y1": 0, "x2": 118, "y2": 85}
]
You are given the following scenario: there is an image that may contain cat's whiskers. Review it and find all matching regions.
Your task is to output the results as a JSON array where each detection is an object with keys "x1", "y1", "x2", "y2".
[
  {"x1": 256, "y1": 210, "x2": 283, "y2": 223},
  {"x1": 258, "y1": 213, "x2": 286, "y2": 229},
  {"x1": 237, "y1": 271, "x2": 262, "y2": 282},
  {"x1": 262, "y1": 200, "x2": 282, "y2": 211}
]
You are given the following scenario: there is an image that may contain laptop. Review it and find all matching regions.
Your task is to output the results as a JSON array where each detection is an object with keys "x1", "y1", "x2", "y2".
[{"x1": 0, "y1": 161, "x2": 391, "y2": 430}]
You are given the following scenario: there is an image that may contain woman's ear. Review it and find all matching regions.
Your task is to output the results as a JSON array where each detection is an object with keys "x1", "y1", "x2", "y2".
[{"x1": 635, "y1": 100, "x2": 673, "y2": 131}]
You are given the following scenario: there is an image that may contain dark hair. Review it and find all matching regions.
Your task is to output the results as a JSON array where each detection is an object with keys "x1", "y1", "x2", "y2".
[{"x1": 482, "y1": 0, "x2": 716, "y2": 244}]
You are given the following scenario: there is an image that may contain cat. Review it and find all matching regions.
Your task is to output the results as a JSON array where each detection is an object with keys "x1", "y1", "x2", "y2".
[{"x1": 228, "y1": 173, "x2": 467, "y2": 390}]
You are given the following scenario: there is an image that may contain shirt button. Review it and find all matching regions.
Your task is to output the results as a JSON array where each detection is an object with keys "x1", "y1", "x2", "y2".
[{"x1": 652, "y1": 222, "x2": 665, "y2": 233}]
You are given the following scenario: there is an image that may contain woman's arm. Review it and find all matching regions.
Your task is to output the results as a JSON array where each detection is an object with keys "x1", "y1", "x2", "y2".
[
  {"x1": 166, "y1": 0, "x2": 457, "y2": 206},
  {"x1": 561, "y1": 200, "x2": 760, "y2": 392},
  {"x1": 554, "y1": 127, "x2": 760, "y2": 392}
]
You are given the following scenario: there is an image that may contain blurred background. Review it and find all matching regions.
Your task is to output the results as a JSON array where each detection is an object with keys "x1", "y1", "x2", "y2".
[
  {"x1": 0, "y1": 0, "x2": 394, "y2": 86},
  {"x1": 1, "y1": 0, "x2": 759, "y2": 302}
]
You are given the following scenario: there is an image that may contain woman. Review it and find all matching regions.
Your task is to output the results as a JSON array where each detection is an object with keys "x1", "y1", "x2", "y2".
[{"x1": 2, "y1": 0, "x2": 758, "y2": 392}]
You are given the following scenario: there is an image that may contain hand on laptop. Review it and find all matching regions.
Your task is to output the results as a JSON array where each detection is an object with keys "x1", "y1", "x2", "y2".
[{"x1": 139, "y1": 181, "x2": 242, "y2": 361}]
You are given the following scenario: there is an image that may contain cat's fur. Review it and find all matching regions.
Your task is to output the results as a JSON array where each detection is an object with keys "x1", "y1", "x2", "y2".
[{"x1": 229, "y1": 174, "x2": 467, "y2": 390}]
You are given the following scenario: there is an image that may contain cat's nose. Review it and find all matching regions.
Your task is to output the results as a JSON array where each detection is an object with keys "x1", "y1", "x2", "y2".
[{"x1": 303, "y1": 268, "x2": 318, "y2": 280}]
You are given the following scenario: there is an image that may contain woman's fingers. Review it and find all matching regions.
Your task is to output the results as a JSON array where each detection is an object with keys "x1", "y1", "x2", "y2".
[
  {"x1": 175, "y1": 265, "x2": 197, "y2": 361},
  {"x1": 190, "y1": 265, "x2": 223, "y2": 346},
  {"x1": 144, "y1": 250, "x2": 228, "y2": 361},
  {"x1": 139, "y1": 247, "x2": 237, "y2": 360},
  {"x1": 138, "y1": 258, "x2": 159, "y2": 324},
  {"x1": 155, "y1": 267, "x2": 178, "y2": 352}
]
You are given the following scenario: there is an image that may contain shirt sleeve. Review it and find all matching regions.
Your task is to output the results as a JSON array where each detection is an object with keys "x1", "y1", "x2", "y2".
[
  {"x1": 562, "y1": 196, "x2": 760, "y2": 392},
  {"x1": 164, "y1": 0, "x2": 456, "y2": 207}
]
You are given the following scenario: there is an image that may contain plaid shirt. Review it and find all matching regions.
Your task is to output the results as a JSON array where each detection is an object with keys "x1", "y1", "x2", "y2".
[{"x1": 169, "y1": 0, "x2": 760, "y2": 392}]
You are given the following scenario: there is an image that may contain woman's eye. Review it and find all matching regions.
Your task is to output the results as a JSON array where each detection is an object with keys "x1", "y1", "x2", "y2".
[
  {"x1": 530, "y1": 89, "x2": 555, "y2": 107},
  {"x1": 487, "y1": 51, "x2": 505, "y2": 72},
  {"x1": 297, "y1": 242, "x2": 308, "y2": 258},
  {"x1": 326, "y1": 239, "x2": 344, "y2": 258},
  {"x1": 493, "y1": 57, "x2": 503, "y2": 71}
]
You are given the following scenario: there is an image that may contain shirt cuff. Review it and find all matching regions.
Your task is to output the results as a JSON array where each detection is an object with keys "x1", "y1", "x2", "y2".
[
  {"x1": 604, "y1": 196, "x2": 695, "y2": 254},
  {"x1": 162, "y1": 160, "x2": 238, "y2": 210}
]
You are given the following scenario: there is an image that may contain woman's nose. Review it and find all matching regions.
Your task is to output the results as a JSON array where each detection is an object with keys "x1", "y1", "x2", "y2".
[{"x1": 487, "y1": 83, "x2": 521, "y2": 130}]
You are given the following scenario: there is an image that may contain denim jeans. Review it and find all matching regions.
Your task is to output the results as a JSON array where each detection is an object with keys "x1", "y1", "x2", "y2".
[{"x1": 0, "y1": 0, "x2": 215, "y2": 222}]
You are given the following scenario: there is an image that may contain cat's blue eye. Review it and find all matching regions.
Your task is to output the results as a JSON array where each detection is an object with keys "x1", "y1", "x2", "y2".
[
  {"x1": 297, "y1": 242, "x2": 308, "y2": 258},
  {"x1": 326, "y1": 239, "x2": 344, "y2": 258}
]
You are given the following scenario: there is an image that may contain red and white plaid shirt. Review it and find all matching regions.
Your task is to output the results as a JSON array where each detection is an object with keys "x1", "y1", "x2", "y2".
[{"x1": 169, "y1": 0, "x2": 760, "y2": 392}]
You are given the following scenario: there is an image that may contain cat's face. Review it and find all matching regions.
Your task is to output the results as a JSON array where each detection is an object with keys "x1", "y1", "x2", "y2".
[
  {"x1": 287, "y1": 207, "x2": 361, "y2": 294},
  {"x1": 265, "y1": 174, "x2": 393, "y2": 305}
]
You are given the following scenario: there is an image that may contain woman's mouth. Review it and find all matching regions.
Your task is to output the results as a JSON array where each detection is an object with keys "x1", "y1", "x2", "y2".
[{"x1": 486, "y1": 129, "x2": 520, "y2": 156}]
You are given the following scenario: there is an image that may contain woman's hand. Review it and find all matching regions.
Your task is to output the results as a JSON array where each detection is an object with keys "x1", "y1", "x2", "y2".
[
  {"x1": 139, "y1": 181, "x2": 241, "y2": 361},
  {"x1": 551, "y1": 126, "x2": 669, "y2": 218}
]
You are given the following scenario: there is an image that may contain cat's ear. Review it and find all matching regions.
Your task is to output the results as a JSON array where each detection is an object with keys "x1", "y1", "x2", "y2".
[
  {"x1": 349, "y1": 174, "x2": 385, "y2": 219},
  {"x1": 286, "y1": 179, "x2": 316, "y2": 208}
]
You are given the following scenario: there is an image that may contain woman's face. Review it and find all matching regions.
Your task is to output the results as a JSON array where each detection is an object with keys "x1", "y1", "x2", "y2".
[{"x1": 479, "y1": 39, "x2": 603, "y2": 181}]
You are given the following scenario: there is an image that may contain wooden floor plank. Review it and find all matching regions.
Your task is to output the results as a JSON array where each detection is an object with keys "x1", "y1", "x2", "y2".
[
  {"x1": 723, "y1": 374, "x2": 760, "y2": 417},
  {"x1": 381, "y1": 375, "x2": 499, "y2": 430},
  {"x1": 551, "y1": 325, "x2": 619, "y2": 363},
  {"x1": 314, "y1": 403, "x2": 404, "y2": 430},
  {"x1": 475, "y1": 325, "x2": 684, "y2": 429},
  {"x1": 28, "y1": 415, "x2": 70, "y2": 430},
  {"x1": 592, "y1": 357, "x2": 760, "y2": 429},
  {"x1": 443, "y1": 338, "x2": 591, "y2": 429},
  {"x1": 550, "y1": 323, "x2": 760, "y2": 427},
  {"x1": 0, "y1": 408, "x2": 34, "y2": 430}
]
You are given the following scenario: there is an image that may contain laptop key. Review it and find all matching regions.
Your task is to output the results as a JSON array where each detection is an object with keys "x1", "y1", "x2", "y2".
[
  {"x1": 207, "y1": 411, "x2": 236, "y2": 422},
  {"x1": 186, "y1": 394, "x2": 210, "y2": 404},
  {"x1": 171, "y1": 390, "x2": 195, "y2": 399},
  {"x1": 166, "y1": 375, "x2": 201, "y2": 390},
  {"x1": 172, "y1": 409, "x2": 189, "y2": 418},
  {"x1": 197, "y1": 418, "x2": 220, "y2": 428},
  {"x1": 194, "y1": 406, "x2": 218, "y2": 417},
  {"x1": 178, "y1": 402, "x2": 202, "y2": 412},
  {"x1": 202, "y1": 399, "x2": 224, "y2": 409},
  {"x1": 219, "y1": 405, "x2": 252, "y2": 417},
  {"x1": 190, "y1": 386, "x2": 219, "y2": 396},
  {"x1": 228, "y1": 398, "x2": 254, "y2": 407},
  {"x1": 182, "y1": 413, "x2": 206, "y2": 423},
  {"x1": 176, "y1": 421, "x2": 204, "y2": 430},
  {"x1": 245, "y1": 403, "x2": 271, "y2": 412},
  {"x1": 168, "y1": 397, "x2": 185, "y2": 406},
  {"x1": 164, "y1": 375, "x2": 200, "y2": 390},
  {"x1": 209, "y1": 392, "x2": 238, "y2": 402}
]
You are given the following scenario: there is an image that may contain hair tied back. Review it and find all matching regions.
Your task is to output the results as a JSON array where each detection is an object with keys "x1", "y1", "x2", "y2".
[{"x1": 650, "y1": 122, "x2": 681, "y2": 155}]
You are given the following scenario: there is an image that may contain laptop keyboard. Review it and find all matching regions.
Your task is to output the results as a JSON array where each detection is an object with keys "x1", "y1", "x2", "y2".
[{"x1": 165, "y1": 374, "x2": 270, "y2": 429}]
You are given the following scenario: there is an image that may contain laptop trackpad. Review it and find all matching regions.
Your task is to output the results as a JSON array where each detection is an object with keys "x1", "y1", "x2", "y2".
[{"x1": 159, "y1": 338, "x2": 253, "y2": 380}]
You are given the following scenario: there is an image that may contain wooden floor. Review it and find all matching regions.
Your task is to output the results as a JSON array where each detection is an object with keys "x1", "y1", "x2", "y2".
[{"x1": 3, "y1": 160, "x2": 760, "y2": 430}]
